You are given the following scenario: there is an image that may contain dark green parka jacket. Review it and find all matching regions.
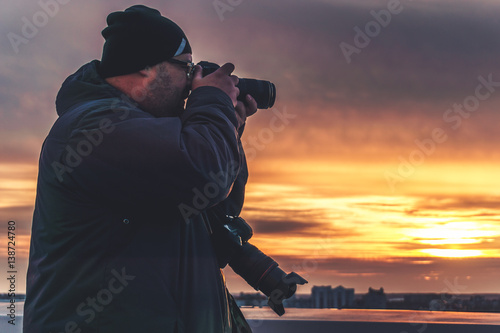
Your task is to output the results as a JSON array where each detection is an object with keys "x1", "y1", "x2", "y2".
[{"x1": 24, "y1": 60, "x2": 246, "y2": 333}]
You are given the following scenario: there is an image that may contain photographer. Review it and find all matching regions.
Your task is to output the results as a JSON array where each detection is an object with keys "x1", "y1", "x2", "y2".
[{"x1": 24, "y1": 5, "x2": 256, "y2": 333}]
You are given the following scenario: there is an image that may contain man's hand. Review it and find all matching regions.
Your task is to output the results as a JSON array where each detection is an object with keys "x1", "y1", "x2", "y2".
[
  {"x1": 191, "y1": 63, "x2": 257, "y2": 128},
  {"x1": 191, "y1": 63, "x2": 240, "y2": 107},
  {"x1": 235, "y1": 94, "x2": 257, "y2": 128}
]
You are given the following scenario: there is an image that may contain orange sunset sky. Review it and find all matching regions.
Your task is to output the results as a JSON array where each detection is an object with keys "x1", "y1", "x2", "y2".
[{"x1": 1, "y1": 0, "x2": 500, "y2": 295}]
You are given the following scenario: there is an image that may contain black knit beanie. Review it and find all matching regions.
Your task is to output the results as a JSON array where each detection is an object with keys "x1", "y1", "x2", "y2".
[{"x1": 99, "y1": 5, "x2": 192, "y2": 78}]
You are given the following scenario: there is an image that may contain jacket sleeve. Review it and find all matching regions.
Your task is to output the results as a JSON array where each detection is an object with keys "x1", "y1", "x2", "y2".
[{"x1": 45, "y1": 86, "x2": 242, "y2": 210}]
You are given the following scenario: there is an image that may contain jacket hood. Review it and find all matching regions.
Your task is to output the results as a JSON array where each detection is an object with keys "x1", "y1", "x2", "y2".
[{"x1": 55, "y1": 60, "x2": 122, "y2": 116}]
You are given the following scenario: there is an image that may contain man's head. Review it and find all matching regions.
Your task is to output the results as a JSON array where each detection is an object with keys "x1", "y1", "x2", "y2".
[
  {"x1": 99, "y1": 5, "x2": 193, "y2": 117},
  {"x1": 99, "y1": 5, "x2": 191, "y2": 78}
]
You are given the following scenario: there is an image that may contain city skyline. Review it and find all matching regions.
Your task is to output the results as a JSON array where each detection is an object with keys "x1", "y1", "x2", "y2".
[{"x1": 1, "y1": 0, "x2": 500, "y2": 295}]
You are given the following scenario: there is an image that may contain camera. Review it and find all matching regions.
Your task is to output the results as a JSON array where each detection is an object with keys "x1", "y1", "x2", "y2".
[
  {"x1": 198, "y1": 61, "x2": 276, "y2": 109},
  {"x1": 206, "y1": 212, "x2": 307, "y2": 316}
]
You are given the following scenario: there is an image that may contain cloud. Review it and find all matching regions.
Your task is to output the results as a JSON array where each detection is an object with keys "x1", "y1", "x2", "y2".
[
  {"x1": 189, "y1": 0, "x2": 500, "y2": 108},
  {"x1": 248, "y1": 216, "x2": 360, "y2": 238},
  {"x1": 238, "y1": 255, "x2": 500, "y2": 293},
  {"x1": 248, "y1": 218, "x2": 323, "y2": 235},
  {"x1": 0, "y1": 205, "x2": 34, "y2": 234},
  {"x1": 411, "y1": 195, "x2": 500, "y2": 212},
  {"x1": 3, "y1": 0, "x2": 500, "y2": 164}
]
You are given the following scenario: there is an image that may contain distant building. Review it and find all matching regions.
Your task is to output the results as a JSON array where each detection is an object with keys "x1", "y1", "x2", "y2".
[
  {"x1": 403, "y1": 293, "x2": 451, "y2": 310},
  {"x1": 233, "y1": 291, "x2": 310, "y2": 309},
  {"x1": 363, "y1": 287, "x2": 387, "y2": 309},
  {"x1": 283, "y1": 293, "x2": 311, "y2": 308},
  {"x1": 311, "y1": 285, "x2": 355, "y2": 309},
  {"x1": 233, "y1": 288, "x2": 500, "y2": 313}
]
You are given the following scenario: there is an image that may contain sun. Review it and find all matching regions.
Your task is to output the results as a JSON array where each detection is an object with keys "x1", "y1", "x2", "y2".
[
  {"x1": 406, "y1": 222, "x2": 499, "y2": 258},
  {"x1": 420, "y1": 249, "x2": 483, "y2": 258}
]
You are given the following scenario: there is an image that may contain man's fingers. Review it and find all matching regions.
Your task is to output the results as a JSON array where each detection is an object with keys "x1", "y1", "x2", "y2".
[
  {"x1": 207, "y1": 63, "x2": 238, "y2": 86},
  {"x1": 234, "y1": 101, "x2": 247, "y2": 128},
  {"x1": 191, "y1": 62, "x2": 239, "y2": 107},
  {"x1": 218, "y1": 63, "x2": 235, "y2": 76},
  {"x1": 230, "y1": 75, "x2": 239, "y2": 87},
  {"x1": 245, "y1": 94, "x2": 258, "y2": 117}
]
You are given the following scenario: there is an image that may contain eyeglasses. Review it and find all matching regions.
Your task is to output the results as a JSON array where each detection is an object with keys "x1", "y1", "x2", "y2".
[{"x1": 166, "y1": 58, "x2": 195, "y2": 79}]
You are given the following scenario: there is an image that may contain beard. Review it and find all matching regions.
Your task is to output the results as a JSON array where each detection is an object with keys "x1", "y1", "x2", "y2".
[{"x1": 140, "y1": 64, "x2": 189, "y2": 118}]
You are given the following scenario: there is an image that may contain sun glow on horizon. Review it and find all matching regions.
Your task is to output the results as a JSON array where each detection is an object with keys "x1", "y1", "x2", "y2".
[
  {"x1": 420, "y1": 249, "x2": 484, "y2": 258},
  {"x1": 243, "y1": 175, "x2": 500, "y2": 260},
  {"x1": 3, "y1": 160, "x2": 500, "y2": 293},
  {"x1": 0, "y1": 163, "x2": 37, "y2": 208},
  {"x1": 405, "y1": 222, "x2": 500, "y2": 258}
]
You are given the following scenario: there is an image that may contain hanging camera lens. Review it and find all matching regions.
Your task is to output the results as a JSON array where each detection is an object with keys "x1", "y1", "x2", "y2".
[{"x1": 206, "y1": 213, "x2": 308, "y2": 316}]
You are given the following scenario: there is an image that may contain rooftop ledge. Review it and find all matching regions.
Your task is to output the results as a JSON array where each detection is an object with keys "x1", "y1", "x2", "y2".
[
  {"x1": 2, "y1": 308, "x2": 499, "y2": 332},
  {"x1": 242, "y1": 308, "x2": 500, "y2": 333}
]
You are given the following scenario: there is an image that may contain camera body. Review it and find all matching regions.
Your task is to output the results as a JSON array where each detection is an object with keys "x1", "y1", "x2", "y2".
[{"x1": 198, "y1": 61, "x2": 276, "y2": 109}]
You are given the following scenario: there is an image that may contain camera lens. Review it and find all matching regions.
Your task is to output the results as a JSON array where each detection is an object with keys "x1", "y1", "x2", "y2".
[
  {"x1": 229, "y1": 243, "x2": 281, "y2": 292},
  {"x1": 237, "y1": 79, "x2": 276, "y2": 109},
  {"x1": 197, "y1": 61, "x2": 277, "y2": 109}
]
